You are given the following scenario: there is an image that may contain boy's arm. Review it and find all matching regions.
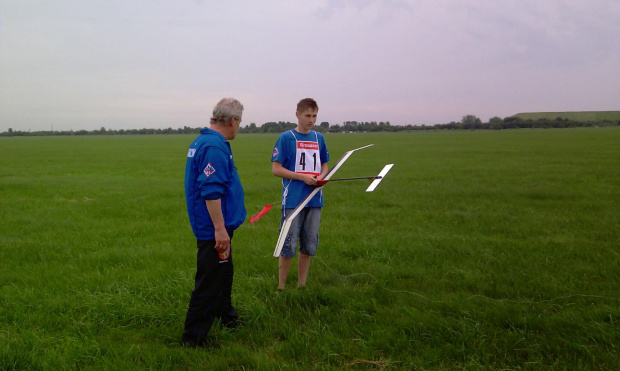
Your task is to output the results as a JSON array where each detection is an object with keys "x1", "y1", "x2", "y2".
[
  {"x1": 319, "y1": 163, "x2": 329, "y2": 180},
  {"x1": 272, "y1": 161, "x2": 318, "y2": 186}
]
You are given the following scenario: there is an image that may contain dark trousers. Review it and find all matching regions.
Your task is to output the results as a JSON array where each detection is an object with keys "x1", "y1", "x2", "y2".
[{"x1": 182, "y1": 233, "x2": 237, "y2": 342}]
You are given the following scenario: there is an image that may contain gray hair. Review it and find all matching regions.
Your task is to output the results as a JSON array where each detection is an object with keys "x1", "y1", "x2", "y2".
[{"x1": 210, "y1": 97, "x2": 243, "y2": 125}]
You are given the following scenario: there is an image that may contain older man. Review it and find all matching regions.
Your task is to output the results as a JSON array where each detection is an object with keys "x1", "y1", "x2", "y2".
[{"x1": 182, "y1": 98, "x2": 246, "y2": 347}]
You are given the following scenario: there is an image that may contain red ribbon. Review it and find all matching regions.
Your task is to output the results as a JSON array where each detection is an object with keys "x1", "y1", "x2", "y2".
[{"x1": 249, "y1": 204, "x2": 274, "y2": 224}]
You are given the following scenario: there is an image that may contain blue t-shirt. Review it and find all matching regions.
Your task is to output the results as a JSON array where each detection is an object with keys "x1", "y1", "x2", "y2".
[
  {"x1": 271, "y1": 130, "x2": 330, "y2": 209},
  {"x1": 185, "y1": 128, "x2": 246, "y2": 240}
]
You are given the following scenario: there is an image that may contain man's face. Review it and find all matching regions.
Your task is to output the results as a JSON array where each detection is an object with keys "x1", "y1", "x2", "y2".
[
  {"x1": 229, "y1": 116, "x2": 242, "y2": 139},
  {"x1": 296, "y1": 108, "x2": 318, "y2": 133}
]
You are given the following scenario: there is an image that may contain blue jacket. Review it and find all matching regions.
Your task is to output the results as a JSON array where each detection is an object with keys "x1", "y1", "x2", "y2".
[{"x1": 185, "y1": 128, "x2": 246, "y2": 240}]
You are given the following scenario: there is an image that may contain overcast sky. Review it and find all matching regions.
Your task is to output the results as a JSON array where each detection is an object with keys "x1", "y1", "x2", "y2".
[{"x1": 1, "y1": 0, "x2": 619, "y2": 132}]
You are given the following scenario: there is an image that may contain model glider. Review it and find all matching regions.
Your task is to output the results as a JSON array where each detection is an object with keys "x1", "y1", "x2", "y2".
[
  {"x1": 314, "y1": 163, "x2": 394, "y2": 192},
  {"x1": 272, "y1": 145, "x2": 393, "y2": 257},
  {"x1": 365, "y1": 163, "x2": 394, "y2": 192},
  {"x1": 248, "y1": 144, "x2": 375, "y2": 225}
]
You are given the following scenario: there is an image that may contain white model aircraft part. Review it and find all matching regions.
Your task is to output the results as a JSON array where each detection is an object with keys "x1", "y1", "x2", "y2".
[
  {"x1": 366, "y1": 164, "x2": 394, "y2": 192},
  {"x1": 323, "y1": 144, "x2": 373, "y2": 181},
  {"x1": 273, "y1": 144, "x2": 374, "y2": 257}
]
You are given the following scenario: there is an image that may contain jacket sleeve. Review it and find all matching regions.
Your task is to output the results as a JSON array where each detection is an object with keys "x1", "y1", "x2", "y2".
[{"x1": 196, "y1": 146, "x2": 231, "y2": 200}]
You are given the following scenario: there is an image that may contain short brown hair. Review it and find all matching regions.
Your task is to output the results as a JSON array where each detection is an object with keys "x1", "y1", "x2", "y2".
[{"x1": 296, "y1": 98, "x2": 318, "y2": 113}]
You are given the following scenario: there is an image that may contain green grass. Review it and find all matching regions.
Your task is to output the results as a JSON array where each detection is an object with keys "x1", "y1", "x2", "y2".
[
  {"x1": 513, "y1": 111, "x2": 620, "y2": 122},
  {"x1": 1, "y1": 129, "x2": 619, "y2": 369}
]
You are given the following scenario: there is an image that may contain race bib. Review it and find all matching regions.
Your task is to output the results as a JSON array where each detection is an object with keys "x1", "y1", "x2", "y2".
[{"x1": 294, "y1": 141, "x2": 321, "y2": 175}]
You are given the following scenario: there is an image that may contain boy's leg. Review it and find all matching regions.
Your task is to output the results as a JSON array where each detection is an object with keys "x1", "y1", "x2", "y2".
[
  {"x1": 297, "y1": 253, "x2": 311, "y2": 287},
  {"x1": 278, "y1": 256, "x2": 292, "y2": 290},
  {"x1": 298, "y1": 207, "x2": 321, "y2": 288},
  {"x1": 278, "y1": 208, "x2": 303, "y2": 290}
]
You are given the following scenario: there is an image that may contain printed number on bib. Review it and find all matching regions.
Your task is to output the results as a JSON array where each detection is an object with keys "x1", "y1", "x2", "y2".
[{"x1": 295, "y1": 141, "x2": 321, "y2": 176}]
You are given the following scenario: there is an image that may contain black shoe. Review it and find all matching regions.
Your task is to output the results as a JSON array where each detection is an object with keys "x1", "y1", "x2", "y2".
[
  {"x1": 220, "y1": 317, "x2": 243, "y2": 330},
  {"x1": 181, "y1": 339, "x2": 199, "y2": 348},
  {"x1": 181, "y1": 337, "x2": 216, "y2": 348}
]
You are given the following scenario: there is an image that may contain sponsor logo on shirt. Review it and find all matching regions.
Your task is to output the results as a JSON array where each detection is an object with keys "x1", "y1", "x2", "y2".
[
  {"x1": 272, "y1": 147, "x2": 279, "y2": 158},
  {"x1": 297, "y1": 141, "x2": 319, "y2": 150},
  {"x1": 203, "y1": 163, "x2": 216, "y2": 177}
]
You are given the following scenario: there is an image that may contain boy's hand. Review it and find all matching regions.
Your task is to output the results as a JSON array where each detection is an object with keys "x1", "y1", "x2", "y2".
[{"x1": 301, "y1": 174, "x2": 318, "y2": 186}]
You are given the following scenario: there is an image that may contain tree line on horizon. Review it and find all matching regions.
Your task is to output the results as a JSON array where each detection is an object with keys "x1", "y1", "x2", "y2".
[{"x1": 2, "y1": 115, "x2": 618, "y2": 137}]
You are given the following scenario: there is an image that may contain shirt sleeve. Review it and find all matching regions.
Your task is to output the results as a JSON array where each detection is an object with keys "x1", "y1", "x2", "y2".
[
  {"x1": 271, "y1": 134, "x2": 288, "y2": 165},
  {"x1": 196, "y1": 146, "x2": 231, "y2": 200},
  {"x1": 319, "y1": 134, "x2": 330, "y2": 163}
]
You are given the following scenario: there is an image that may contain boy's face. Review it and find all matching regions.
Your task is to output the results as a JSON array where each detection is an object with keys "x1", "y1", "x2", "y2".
[{"x1": 295, "y1": 108, "x2": 318, "y2": 134}]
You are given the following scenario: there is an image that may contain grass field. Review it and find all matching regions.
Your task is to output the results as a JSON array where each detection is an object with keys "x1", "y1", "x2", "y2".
[
  {"x1": 1, "y1": 128, "x2": 619, "y2": 369},
  {"x1": 512, "y1": 111, "x2": 620, "y2": 122}
]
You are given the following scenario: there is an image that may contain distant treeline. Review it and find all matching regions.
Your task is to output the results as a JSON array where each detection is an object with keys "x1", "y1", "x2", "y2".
[
  {"x1": 238, "y1": 115, "x2": 620, "y2": 134},
  {"x1": 2, "y1": 115, "x2": 619, "y2": 137}
]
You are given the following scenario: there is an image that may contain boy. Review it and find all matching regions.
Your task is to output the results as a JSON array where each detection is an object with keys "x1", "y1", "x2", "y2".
[{"x1": 271, "y1": 98, "x2": 330, "y2": 290}]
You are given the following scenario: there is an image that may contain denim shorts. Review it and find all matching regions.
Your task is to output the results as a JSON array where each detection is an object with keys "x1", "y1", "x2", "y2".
[{"x1": 279, "y1": 207, "x2": 321, "y2": 258}]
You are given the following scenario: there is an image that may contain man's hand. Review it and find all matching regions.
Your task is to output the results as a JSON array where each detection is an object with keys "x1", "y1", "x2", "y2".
[
  {"x1": 214, "y1": 227, "x2": 230, "y2": 252},
  {"x1": 206, "y1": 198, "x2": 230, "y2": 252}
]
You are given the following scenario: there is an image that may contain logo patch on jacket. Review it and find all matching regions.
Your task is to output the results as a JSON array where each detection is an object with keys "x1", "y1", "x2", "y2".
[{"x1": 203, "y1": 163, "x2": 216, "y2": 177}]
